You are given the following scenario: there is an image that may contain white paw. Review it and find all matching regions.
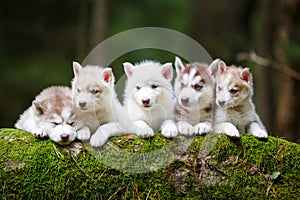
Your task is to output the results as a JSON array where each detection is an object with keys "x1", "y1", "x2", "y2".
[
  {"x1": 162, "y1": 123, "x2": 178, "y2": 138},
  {"x1": 248, "y1": 122, "x2": 268, "y2": 138},
  {"x1": 133, "y1": 120, "x2": 154, "y2": 138},
  {"x1": 214, "y1": 123, "x2": 240, "y2": 137},
  {"x1": 90, "y1": 132, "x2": 108, "y2": 147},
  {"x1": 32, "y1": 128, "x2": 47, "y2": 138},
  {"x1": 177, "y1": 121, "x2": 194, "y2": 136},
  {"x1": 194, "y1": 122, "x2": 212, "y2": 135},
  {"x1": 135, "y1": 126, "x2": 154, "y2": 138},
  {"x1": 77, "y1": 127, "x2": 91, "y2": 141},
  {"x1": 251, "y1": 128, "x2": 268, "y2": 138}
]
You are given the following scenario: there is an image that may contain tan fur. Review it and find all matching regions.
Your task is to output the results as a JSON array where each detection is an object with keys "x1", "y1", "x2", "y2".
[{"x1": 213, "y1": 60, "x2": 268, "y2": 138}]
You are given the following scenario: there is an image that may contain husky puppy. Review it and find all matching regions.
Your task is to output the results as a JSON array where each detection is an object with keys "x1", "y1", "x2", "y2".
[
  {"x1": 72, "y1": 62, "x2": 153, "y2": 147},
  {"x1": 123, "y1": 60, "x2": 178, "y2": 138},
  {"x1": 15, "y1": 86, "x2": 83, "y2": 145},
  {"x1": 213, "y1": 60, "x2": 268, "y2": 138},
  {"x1": 174, "y1": 57, "x2": 215, "y2": 135}
]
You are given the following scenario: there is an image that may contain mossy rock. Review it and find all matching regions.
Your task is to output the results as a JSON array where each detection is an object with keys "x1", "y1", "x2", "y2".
[{"x1": 1, "y1": 128, "x2": 300, "y2": 199}]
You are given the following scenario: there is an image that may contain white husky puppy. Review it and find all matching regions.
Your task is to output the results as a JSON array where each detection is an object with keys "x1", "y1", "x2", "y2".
[
  {"x1": 15, "y1": 86, "x2": 84, "y2": 145},
  {"x1": 174, "y1": 57, "x2": 215, "y2": 135},
  {"x1": 213, "y1": 60, "x2": 268, "y2": 138},
  {"x1": 123, "y1": 60, "x2": 178, "y2": 138},
  {"x1": 72, "y1": 62, "x2": 153, "y2": 147}
]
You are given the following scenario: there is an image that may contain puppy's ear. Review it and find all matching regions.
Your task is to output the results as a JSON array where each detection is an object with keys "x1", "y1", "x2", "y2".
[
  {"x1": 218, "y1": 60, "x2": 227, "y2": 75},
  {"x1": 123, "y1": 62, "x2": 135, "y2": 77},
  {"x1": 240, "y1": 68, "x2": 251, "y2": 83},
  {"x1": 73, "y1": 61, "x2": 82, "y2": 77},
  {"x1": 101, "y1": 68, "x2": 114, "y2": 86},
  {"x1": 162, "y1": 63, "x2": 173, "y2": 81},
  {"x1": 208, "y1": 58, "x2": 221, "y2": 77},
  {"x1": 175, "y1": 57, "x2": 185, "y2": 74},
  {"x1": 33, "y1": 101, "x2": 47, "y2": 115}
]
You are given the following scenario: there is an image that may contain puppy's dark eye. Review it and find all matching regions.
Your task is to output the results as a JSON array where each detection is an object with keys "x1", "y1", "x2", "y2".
[
  {"x1": 151, "y1": 84, "x2": 158, "y2": 89},
  {"x1": 136, "y1": 86, "x2": 141, "y2": 90},
  {"x1": 68, "y1": 122, "x2": 76, "y2": 127},
  {"x1": 193, "y1": 84, "x2": 203, "y2": 90},
  {"x1": 77, "y1": 88, "x2": 81, "y2": 93},
  {"x1": 91, "y1": 89, "x2": 100, "y2": 94},
  {"x1": 229, "y1": 89, "x2": 239, "y2": 94},
  {"x1": 51, "y1": 122, "x2": 60, "y2": 126}
]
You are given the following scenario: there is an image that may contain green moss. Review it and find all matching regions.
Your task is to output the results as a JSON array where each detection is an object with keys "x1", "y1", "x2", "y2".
[{"x1": 1, "y1": 128, "x2": 300, "y2": 199}]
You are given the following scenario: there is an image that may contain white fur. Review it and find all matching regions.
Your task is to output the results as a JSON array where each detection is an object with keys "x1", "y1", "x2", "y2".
[
  {"x1": 174, "y1": 57, "x2": 215, "y2": 135},
  {"x1": 72, "y1": 62, "x2": 153, "y2": 147},
  {"x1": 15, "y1": 86, "x2": 85, "y2": 145},
  {"x1": 123, "y1": 60, "x2": 178, "y2": 138},
  {"x1": 213, "y1": 60, "x2": 268, "y2": 138}
]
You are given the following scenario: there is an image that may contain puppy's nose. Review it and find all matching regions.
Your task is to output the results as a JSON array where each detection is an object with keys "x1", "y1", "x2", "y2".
[
  {"x1": 142, "y1": 98, "x2": 150, "y2": 105},
  {"x1": 181, "y1": 97, "x2": 189, "y2": 105},
  {"x1": 61, "y1": 134, "x2": 69, "y2": 141},
  {"x1": 79, "y1": 101, "x2": 87, "y2": 108},
  {"x1": 218, "y1": 100, "x2": 226, "y2": 106}
]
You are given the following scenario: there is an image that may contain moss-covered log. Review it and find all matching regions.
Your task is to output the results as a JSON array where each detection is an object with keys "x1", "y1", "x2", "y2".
[{"x1": 1, "y1": 128, "x2": 299, "y2": 199}]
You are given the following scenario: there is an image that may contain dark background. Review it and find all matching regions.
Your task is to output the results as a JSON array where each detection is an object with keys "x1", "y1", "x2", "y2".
[{"x1": 1, "y1": 0, "x2": 299, "y2": 142}]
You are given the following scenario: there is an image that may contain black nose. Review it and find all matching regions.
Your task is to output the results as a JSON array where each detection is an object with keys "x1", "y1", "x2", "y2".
[
  {"x1": 142, "y1": 98, "x2": 150, "y2": 105},
  {"x1": 218, "y1": 100, "x2": 225, "y2": 106},
  {"x1": 79, "y1": 101, "x2": 87, "y2": 108},
  {"x1": 181, "y1": 97, "x2": 189, "y2": 105},
  {"x1": 61, "y1": 134, "x2": 69, "y2": 141}
]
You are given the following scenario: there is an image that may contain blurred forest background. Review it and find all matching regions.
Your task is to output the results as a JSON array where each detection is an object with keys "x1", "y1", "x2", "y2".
[{"x1": 0, "y1": 0, "x2": 299, "y2": 142}]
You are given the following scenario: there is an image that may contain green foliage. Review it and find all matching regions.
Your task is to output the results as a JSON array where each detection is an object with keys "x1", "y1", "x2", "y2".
[{"x1": 1, "y1": 128, "x2": 300, "y2": 199}]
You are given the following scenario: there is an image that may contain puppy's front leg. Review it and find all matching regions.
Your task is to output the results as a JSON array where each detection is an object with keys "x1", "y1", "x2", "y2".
[
  {"x1": 90, "y1": 122, "x2": 123, "y2": 147},
  {"x1": 133, "y1": 120, "x2": 154, "y2": 138},
  {"x1": 77, "y1": 126, "x2": 91, "y2": 141},
  {"x1": 248, "y1": 122, "x2": 268, "y2": 138},
  {"x1": 177, "y1": 121, "x2": 194, "y2": 136},
  {"x1": 161, "y1": 119, "x2": 178, "y2": 138},
  {"x1": 194, "y1": 121, "x2": 212, "y2": 135},
  {"x1": 214, "y1": 122, "x2": 240, "y2": 138}
]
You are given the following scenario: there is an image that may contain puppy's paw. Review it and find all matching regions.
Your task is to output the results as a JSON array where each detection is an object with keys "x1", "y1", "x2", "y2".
[
  {"x1": 32, "y1": 128, "x2": 48, "y2": 138},
  {"x1": 162, "y1": 123, "x2": 178, "y2": 138},
  {"x1": 251, "y1": 128, "x2": 268, "y2": 138},
  {"x1": 77, "y1": 127, "x2": 91, "y2": 141},
  {"x1": 133, "y1": 120, "x2": 154, "y2": 138},
  {"x1": 90, "y1": 133, "x2": 108, "y2": 147},
  {"x1": 248, "y1": 122, "x2": 268, "y2": 138},
  {"x1": 194, "y1": 122, "x2": 212, "y2": 135},
  {"x1": 177, "y1": 121, "x2": 194, "y2": 136},
  {"x1": 135, "y1": 126, "x2": 154, "y2": 138},
  {"x1": 214, "y1": 123, "x2": 240, "y2": 138}
]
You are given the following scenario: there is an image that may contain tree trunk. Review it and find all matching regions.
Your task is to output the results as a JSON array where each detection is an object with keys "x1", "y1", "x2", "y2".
[
  {"x1": 275, "y1": 0, "x2": 300, "y2": 141},
  {"x1": 255, "y1": 0, "x2": 273, "y2": 133},
  {"x1": 76, "y1": 0, "x2": 89, "y2": 61},
  {"x1": 90, "y1": 0, "x2": 107, "y2": 47}
]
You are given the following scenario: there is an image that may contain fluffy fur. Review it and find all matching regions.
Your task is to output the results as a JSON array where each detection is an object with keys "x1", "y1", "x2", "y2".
[
  {"x1": 213, "y1": 60, "x2": 268, "y2": 138},
  {"x1": 174, "y1": 57, "x2": 215, "y2": 135},
  {"x1": 123, "y1": 60, "x2": 178, "y2": 138},
  {"x1": 72, "y1": 62, "x2": 153, "y2": 147},
  {"x1": 15, "y1": 86, "x2": 84, "y2": 145}
]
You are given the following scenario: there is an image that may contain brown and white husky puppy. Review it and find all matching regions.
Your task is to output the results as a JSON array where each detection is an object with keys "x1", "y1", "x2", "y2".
[
  {"x1": 15, "y1": 86, "x2": 87, "y2": 145},
  {"x1": 174, "y1": 57, "x2": 215, "y2": 135},
  {"x1": 213, "y1": 60, "x2": 268, "y2": 138}
]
